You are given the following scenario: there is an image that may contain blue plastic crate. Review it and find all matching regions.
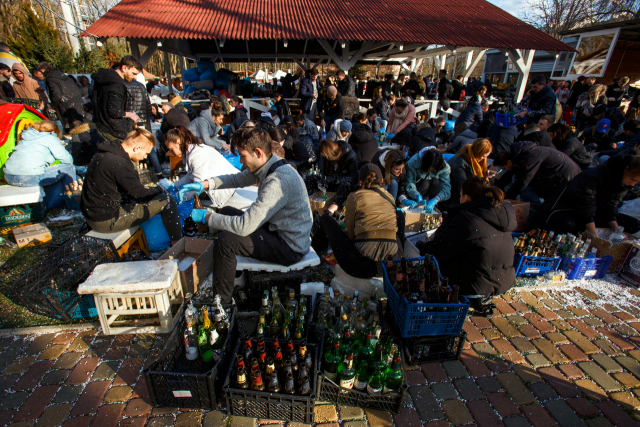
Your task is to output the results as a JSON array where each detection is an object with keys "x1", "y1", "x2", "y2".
[
  {"x1": 64, "y1": 195, "x2": 81, "y2": 211},
  {"x1": 382, "y1": 256, "x2": 470, "y2": 338},
  {"x1": 514, "y1": 253, "x2": 561, "y2": 277},
  {"x1": 559, "y1": 256, "x2": 613, "y2": 280},
  {"x1": 48, "y1": 290, "x2": 98, "y2": 319},
  {"x1": 496, "y1": 112, "x2": 528, "y2": 128}
]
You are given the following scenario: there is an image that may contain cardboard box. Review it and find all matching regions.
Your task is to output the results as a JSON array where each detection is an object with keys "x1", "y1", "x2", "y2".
[
  {"x1": 618, "y1": 245, "x2": 640, "y2": 288},
  {"x1": 583, "y1": 229, "x2": 640, "y2": 273},
  {"x1": 309, "y1": 191, "x2": 337, "y2": 216},
  {"x1": 159, "y1": 237, "x2": 213, "y2": 295},
  {"x1": 404, "y1": 207, "x2": 442, "y2": 233},
  {"x1": 507, "y1": 200, "x2": 530, "y2": 232},
  {"x1": 12, "y1": 223, "x2": 52, "y2": 247}
]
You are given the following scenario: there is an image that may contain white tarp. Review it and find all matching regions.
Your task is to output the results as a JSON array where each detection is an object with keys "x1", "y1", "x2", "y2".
[
  {"x1": 250, "y1": 70, "x2": 268, "y2": 81},
  {"x1": 270, "y1": 70, "x2": 287, "y2": 79}
]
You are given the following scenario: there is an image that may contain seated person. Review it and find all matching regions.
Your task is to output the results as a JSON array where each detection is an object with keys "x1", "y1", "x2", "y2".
[
  {"x1": 317, "y1": 164, "x2": 401, "y2": 279},
  {"x1": 365, "y1": 109, "x2": 382, "y2": 139},
  {"x1": 538, "y1": 155, "x2": 640, "y2": 235},
  {"x1": 516, "y1": 124, "x2": 553, "y2": 147},
  {"x1": 183, "y1": 127, "x2": 312, "y2": 304},
  {"x1": 81, "y1": 128, "x2": 182, "y2": 241},
  {"x1": 388, "y1": 98, "x2": 418, "y2": 147},
  {"x1": 445, "y1": 138, "x2": 493, "y2": 210},
  {"x1": 597, "y1": 119, "x2": 640, "y2": 158},
  {"x1": 186, "y1": 106, "x2": 229, "y2": 151},
  {"x1": 225, "y1": 117, "x2": 255, "y2": 142},
  {"x1": 4, "y1": 121, "x2": 76, "y2": 209},
  {"x1": 582, "y1": 119, "x2": 616, "y2": 152},
  {"x1": 493, "y1": 140, "x2": 581, "y2": 205},
  {"x1": 326, "y1": 119, "x2": 352, "y2": 142},
  {"x1": 548, "y1": 123, "x2": 592, "y2": 170},
  {"x1": 403, "y1": 148, "x2": 451, "y2": 212},
  {"x1": 295, "y1": 113, "x2": 320, "y2": 146},
  {"x1": 150, "y1": 104, "x2": 163, "y2": 122},
  {"x1": 371, "y1": 149, "x2": 406, "y2": 202},
  {"x1": 348, "y1": 127, "x2": 378, "y2": 164},
  {"x1": 164, "y1": 126, "x2": 238, "y2": 209},
  {"x1": 429, "y1": 116, "x2": 451, "y2": 145},
  {"x1": 537, "y1": 114, "x2": 555, "y2": 132},
  {"x1": 270, "y1": 127, "x2": 316, "y2": 172},
  {"x1": 160, "y1": 103, "x2": 190, "y2": 135},
  {"x1": 455, "y1": 100, "x2": 489, "y2": 130},
  {"x1": 416, "y1": 177, "x2": 516, "y2": 297},
  {"x1": 447, "y1": 123, "x2": 477, "y2": 153},
  {"x1": 304, "y1": 139, "x2": 359, "y2": 214},
  {"x1": 410, "y1": 123, "x2": 437, "y2": 157}
]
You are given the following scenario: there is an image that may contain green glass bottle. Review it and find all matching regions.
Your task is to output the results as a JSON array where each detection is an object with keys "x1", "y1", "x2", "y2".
[
  {"x1": 340, "y1": 329, "x2": 353, "y2": 358},
  {"x1": 281, "y1": 318, "x2": 291, "y2": 339},
  {"x1": 323, "y1": 341, "x2": 342, "y2": 382},
  {"x1": 356, "y1": 332, "x2": 374, "y2": 364},
  {"x1": 338, "y1": 353, "x2": 356, "y2": 392},
  {"x1": 197, "y1": 326, "x2": 213, "y2": 363},
  {"x1": 367, "y1": 365, "x2": 384, "y2": 395},
  {"x1": 353, "y1": 360, "x2": 369, "y2": 392},
  {"x1": 269, "y1": 317, "x2": 279, "y2": 337},
  {"x1": 371, "y1": 342, "x2": 386, "y2": 374},
  {"x1": 383, "y1": 355, "x2": 404, "y2": 393},
  {"x1": 256, "y1": 313, "x2": 267, "y2": 337},
  {"x1": 294, "y1": 316, "x2": 304, "y2": 340}
]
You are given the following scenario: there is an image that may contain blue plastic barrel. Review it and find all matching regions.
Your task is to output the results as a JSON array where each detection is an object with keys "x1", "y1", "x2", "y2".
[{"x1": 140, "y1": 199, "x2": 195, "y2": 252}]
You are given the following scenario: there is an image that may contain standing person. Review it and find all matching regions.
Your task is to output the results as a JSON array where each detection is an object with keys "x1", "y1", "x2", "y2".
[
  {"x1": 517, "y1": 75, "x2": 557, "y2": 124},
  {"x1": 548, "y1": 123, "x2": 592, "y2": 170},
  {"x1": 183, "y1": 127, "x2": 312, "y2": 304},
  {"x1": 11, "y1": 63, "x2": 49, "y2": 110},
  {"x1": 393, "y1": 75, "x2": 405, "y2": 98},
  {"x1": 0, "y1": 64, "x2": 15, "y2": 99},
  {"x1": 280, "y1": 73, "x2": 296, "y2": 98},
  {"x1": 415, "y1": 176, "x2": 516, "y2": 297},
  {"x1": 403, "y1": 149, "x2": 451, "y2": 212},
  {"x1": 319, "y1": 86, "x2": 345, "y2": 133},
  {"x1": 42, "y1": 66, "x2": 85, "y2": 130},
  {"x1": 437, "y1": 69, "x2": 453, "y2": 110},
  {"x1": 81, "y1": 128, "x2": 182, "y2": 241},
  {"x1": 381, "y1": 74, "x2": 394, "y2": 98},
  {"x1": 272, "y1": 89, "x2": 291, "y2": 121},
  {"x1": 557, "y1": 81, "x2": 571, "y2": 105},
  {"x1": 300, "y1": 68, "x2": 320, "y2": 120},
  {"x1": 91, "y1": 56, "x2": 142, "y2": 141},
  {"x1": 567, "y1": 76, "x2": 586, "y2": 111},
  {"x1": 445, "y1": 139, "x2": 493, "y2": 209},
  {"x1": 187, "y1": 106, "x2": 229, "y2": 150},
  {"x1": 229, "y1": 96, "x2": 248, "y2": 122},
  {"x1": 606, "y1": 76, "x2": 630, "y2": 108},
  {"x1": 124, "y1": 78, "x2": 152, "y2": 131},
  {"x1": 451, "y1": 75, "x2": 466, "y2": 101},
  {"x1": 336, "y1": 70, "x2": 357, "y2": 98},
  {"x1": 402, "y1": 72, "x2": 421, "y2": 99}
]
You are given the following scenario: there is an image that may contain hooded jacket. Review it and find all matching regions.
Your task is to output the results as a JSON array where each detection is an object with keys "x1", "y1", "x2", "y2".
[
  {"x1": 410, "y1": 127, "x2": 437, "y2": 156},
  {"x1": 445, "y1": 154, "x2": 475, "y2": 209},
  {"x1": 283, "y1": 128, "x2": 317, "y2": 170},
  {"x1": 11, "y1": 63, "x2": 47, "y2": 106},
  {"x1": 504, "y1": 141, "x2": 581, "y2": 201},
  {"x1": 125, "y1": 80, "x2": 152, "y2": 130},
  {"x1": 186, "y1": 109, "x2": 225, "y2": 149},
  {"x1": 489, "y1": 123, "x2": 519, "y2": 155},
  {"x1": 3, "y1": 128, "x2": 73, "y2": 176},
  {"x1": 456, "y1": 103, "x2": 483, "y2": 129},
  {"x1": 448, "y1": 129, "x2": 478, "y2": 154},
  {"x1": 547, "y1": 155, "x2": 632, "y2": 226},
  {"x1": 405, "y1": 148, "x2": 452, "y2": 202},
  {"x1": 231, "y1": 105, "x2": 248, "y2": 122},
  {"x1": 44, "y1": 69, "x2": 84, "y2": 128},
  {"x1": 91, "y1": 68, "x2": 132, "y2": 139},
  {"x1": 524, "y1": 85, "x2": 557, "y2": 123},
  {"x1": 81, "y1": 140, "x2": 162, "y2": 222},
  {"x1": 419, "y1": 196, "x2": 517, "y2": 296},
  {"x1": 348, "y1": 128, "x2": 378, "y2": 163},
  {"x1": 553, "y1": 136, "x2": 592, "y2": 170}
]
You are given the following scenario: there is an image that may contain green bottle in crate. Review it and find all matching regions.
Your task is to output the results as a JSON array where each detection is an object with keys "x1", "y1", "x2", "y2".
[
  {"x1": 383, "y1": 355, "x2": 404, "y2": 393},
  {"x1": 367, "y1": 365, "x2": 384, "y2": 395},
  {"x1": 353, "y1": 360, "x2": 369, "y2": 391},
  {"x1": 323, "y1": 340, "x2": 341, "y2": 382},
  {"x1": 338, "y1": 353, "x2": 356, "y2": 391}
]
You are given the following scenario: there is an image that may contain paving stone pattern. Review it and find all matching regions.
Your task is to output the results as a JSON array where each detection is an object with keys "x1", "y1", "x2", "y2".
[{"x1": 3, "y1": 287, "x2": 640, "y2": 426}]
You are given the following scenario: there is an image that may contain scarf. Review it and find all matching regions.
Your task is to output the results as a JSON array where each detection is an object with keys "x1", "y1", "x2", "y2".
[
  {"x1": 11, "y1": 62, "x2": 41, "y2": 101},
  {"x1": 390, "y1": 106, "x2": 408, "y2": 134},
  {"x1": 461, "y1": 144, "x2": 487, "y2": 178}
]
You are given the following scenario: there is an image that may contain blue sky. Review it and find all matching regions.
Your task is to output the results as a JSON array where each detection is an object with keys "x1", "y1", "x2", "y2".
[{"x1": 486, "y1": 0, "x2": 523, "y2": 16}]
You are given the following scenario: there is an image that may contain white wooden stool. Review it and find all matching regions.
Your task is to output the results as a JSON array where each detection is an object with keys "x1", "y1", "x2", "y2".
[{"x1": 78, "y1": 260, "x2": 183, "y2": 335}]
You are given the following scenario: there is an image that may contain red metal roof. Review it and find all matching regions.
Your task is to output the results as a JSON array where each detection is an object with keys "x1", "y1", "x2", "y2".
[{"x1": 84, "y1": 0, "x2": 571, "y2": 51}]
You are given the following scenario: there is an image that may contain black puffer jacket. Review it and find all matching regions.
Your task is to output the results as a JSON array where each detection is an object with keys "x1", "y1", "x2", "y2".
[
  {"x1": 545, "y1": 155, "x2": 632, "y2": 227},
  {"x1": 418, "y1": 196, "x2": 517, "y2": 296},
  {"x1": 274, "y1": 98, "x2": 291, "y2": 121},
  {"x1": 489, "y1": 124, "x2": 518, "y2": 155},
  {"x1": 91, "y1": 68, "x2": 132, "y2": 139},
  {"x1": 503, "y1": 141, "x2": 581, "y2": 202},
  {"x1": 318, "y1": 140, "x2": 359, "y2": 181},
  {"x1": 160, "y1": 108, "x2": 190, "y2": 135},
  {"x1": 553, "y1": 136, "x2": 592, "y2": 170},
  {"x1": 410, "y1": 127, "x2": 437, "y2": 157},
  {"x1": 445, "y1": 154, "x2": 474, "y2": 209},
  {"x1": 348, "y1": 128, "x2": 378, "y2": 163},
  {"x1": 337, "y1": 76, "x2": 357, "y2": 98},
  {"x1": 81, "y1": 140, "x2": 162, "y2": 222},
  {"x1": 125, "y1": 80, "x2": 152, "y2": 130},
  {"x1": 45, "y1": 69, "x2": 84, "y2": 128},
  {"x1": 284, "y1": 128, "x2": 317, "y2": 171}
]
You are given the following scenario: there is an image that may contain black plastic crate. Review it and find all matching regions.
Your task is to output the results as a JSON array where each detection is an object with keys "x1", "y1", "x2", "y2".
[
  {"x1": 3, "y1": 235, "x2": 120, "y2": 321},
  {"x1": 223, "y1": 337, "x2": 318, "y2": 423},
  {"x1": 403, "y1": 332, "x2": 466, "y2": 364},
  {"x1": 246, "y1": 268, "x2": 313, "y2": 305},
  {"x1": 143, "y1": 304, "x2": 238, "y2": 410}
]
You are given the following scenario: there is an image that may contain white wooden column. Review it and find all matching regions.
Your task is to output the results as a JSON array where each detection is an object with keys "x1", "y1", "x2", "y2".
[{"x1": 508, "y1": 49, "x2": 535, "y2": 103}]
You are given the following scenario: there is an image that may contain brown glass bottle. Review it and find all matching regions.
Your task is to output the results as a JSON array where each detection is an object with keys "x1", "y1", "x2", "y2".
[{"x1": 193, "y1": 194, "x2": 203, "y2": 209}]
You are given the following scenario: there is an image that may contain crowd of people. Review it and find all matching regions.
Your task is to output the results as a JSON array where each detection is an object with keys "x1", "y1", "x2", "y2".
[{"x1": 1, "y1": 47, "x2": 639, "y2": 302}]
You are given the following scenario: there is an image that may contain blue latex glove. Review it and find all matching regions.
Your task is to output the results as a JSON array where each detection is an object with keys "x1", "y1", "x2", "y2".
[
  {"x1": 425, "y1": 198, "x2": 438, "y2": 213},
  {"x1": 191, "y1": 209, "x2": 209, "y2": 224},
  {"x1": 389, "y1": 133, "x2": 395, "y2": 140},
  {"x1": 177, "y1": 182, "x2": 204, "y2": 204},
  {"x1": 159, "y1": 181, "x2": 175, "y2": 192},
  {"x1": 415, "y1": 195, "x2": 424, "y2": 205},
  {"x1": 402, "y1": 199, "x2": 418, "y2": 209}
]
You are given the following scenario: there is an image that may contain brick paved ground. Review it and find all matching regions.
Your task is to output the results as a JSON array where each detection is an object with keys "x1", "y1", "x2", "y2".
[{"x1": 1, "y1": 280, "x2": 640, "y2": 426}]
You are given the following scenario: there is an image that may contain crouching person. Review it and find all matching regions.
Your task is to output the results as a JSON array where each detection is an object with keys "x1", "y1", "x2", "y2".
[
  {"x1": 81, "y1": 128, "x2": 182, "y2": 241},
  {"x1": 184, "y1": 127, "x2": 312, "y2": 304}
]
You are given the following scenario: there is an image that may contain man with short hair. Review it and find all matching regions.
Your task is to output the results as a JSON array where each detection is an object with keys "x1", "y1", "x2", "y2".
[
  {"x1": 187, "y1": 104, "x2": 228, "y2": 150},
  {"x1": 42, "y1": 65, "x2": 85, "y2": 130},
  {"x1": 606, "y1": 76, "x2": 630, "y2": 108},
  {"x1": 272, "y1": 89, "x2": 291, "y2": 121},
  {"x1": 451, "y1": 75, "x2": 466, "y2": 101},
  {"x1": 182, "y1": 127, "x2": 312, "y2": 304},
  {"x1": 295, "y1": 113, "x2": 319, "y2": 144},
  {"x1": 456, "y1": 99, "x2": 489, "y2": 129},
  {"x1": 300, "y1": 68, "x2": 320, "y2": 120},
  {"x1": 437, "y1": 69, "x2": 453, "y2": 110},
  {"x1": 91, "y1": 56, "x2": 143, "y2": 141},
  {"x1": 373, "y1": 94, "x2": 395, "y2": 123},
  {"x1": 319, "y1": 85, "x2": 345, "y2": 133},
  {"x1": 81, "y1": 128, "x2": 182, "y2": 240},
  {"x1": 518, "y1": 74, "x2": 557, "y2": 124},
  {"x1": 393, "y1": 74, "x2": 405, "y2": 98},
  {"x1": 403, "y1": 72, "x2": 421, "y2": 99},
  {"x1": 537, "y1": 115, "x2": 555, "y2": 132},
  {"x1": 336, "y1": 70, "x2": 357, "y2": 98},
  {"x1": 0, "y1": 63, "x2": 14, "y2": 100},
  {"x1": 160, "y1": 103, "x2": 189, "y2": 135},
  {"x1": 31, "y1": 68, "x2": 46, "y2": 91}
]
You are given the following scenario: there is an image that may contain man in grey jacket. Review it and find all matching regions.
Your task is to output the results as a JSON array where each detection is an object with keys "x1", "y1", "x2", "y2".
[
  {"x1": 186, "y1": 107, "x2": 229, "y2": 151},
  {"x1": 181, "y1": 127, "x2": 313, "y2": 303}
]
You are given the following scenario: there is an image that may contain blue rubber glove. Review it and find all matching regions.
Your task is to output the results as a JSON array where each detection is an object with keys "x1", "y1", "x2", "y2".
[
  {"x1": 159, "y1": 181, "x2": 175, "y2": 192},
  {"x1": 425, "y1": 198, "x2": 438, "y2": 213},
  {"x1": 191, "y1": 209, "x2": 209, "y2": 224},
  {"x1": 415, "y1": 195, "x2": 424, "y2": 205},
  {"x1": 402, "y1": 199, "x2": 418, "y2": 209},
  {"x1": 177, "y1": 182, "x2": 204, "y2": 204},
  {"x1": 389, "y1": 133, "x2": 395, "y2": 140}
]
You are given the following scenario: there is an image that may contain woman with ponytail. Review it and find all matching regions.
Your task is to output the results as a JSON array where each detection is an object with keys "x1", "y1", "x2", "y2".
[
  {"x1": 416, "y1": 176, "x2": 516, "y2": 296},
  {"x1": 164, "y1": 126, "x2": 239, "y2": 208},
  {"x1": 316, "y1": 163, "x2": 401, "y2": 278},
  {"x1": 445, "y1": 138, "x2": 493, "y2": 209}
]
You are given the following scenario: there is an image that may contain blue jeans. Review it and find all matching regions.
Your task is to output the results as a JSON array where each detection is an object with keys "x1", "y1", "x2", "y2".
[
  {"x1": 147, "y1": 148, "x2": 162, "y2": 174},
  {"x1": 324, "y1": 115, "x2": 337, "y2": 133},
  {"x1": 5, "y1": 164, "x2": 77, "y2": 209},
  {"x1": 384, "y1": 178, "x2": 399, "y2": 202}
]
